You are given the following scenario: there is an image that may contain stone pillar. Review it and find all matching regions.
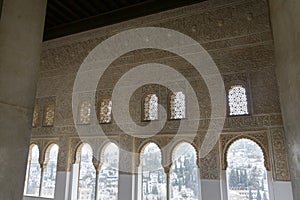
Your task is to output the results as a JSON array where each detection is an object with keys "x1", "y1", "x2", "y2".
[
  {"x1": 199, "y1": 145, "x2": 221, "y2": 200},
  {"x1": 55, "y1": 137, "x2": 72, "y2": 200},
  {"x1": 220, "y1": 170, "x2": 228, "y2": 200},
  {"x1": 118, "y1": 150, "x2": 135, "y2": 200},
  {"x1": 118, "y1": 135, "x2": 135, "y2": 200},
  {"x1": 0, "y1": 0, "x2": 47, "y2": 199},
  {"x1": 268, "y1": 0, "x2": 300, "y2": 199},
  {"x1": 163, "y1": 166, "x2": 171, "y2": 200}
]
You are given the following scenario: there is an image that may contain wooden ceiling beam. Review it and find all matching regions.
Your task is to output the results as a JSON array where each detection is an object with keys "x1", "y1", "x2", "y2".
[
  {"x1": 116, "y1": 0, "x2": 131, "y2": 7},
  {"x1": 53, "y1": 1, "x2": 81, "y2": 19},
  {"x1": 45, "y1": 7, "x2": 64, "y2": 24},
  {"x1": 44, "y1": 0, "x2": 206, "y2": 40},
  {"x1": 48, "y1": 2, "x2": 73, "y2": 22},
  {"x1": 92, "y1": 0, "x2": 110, "y2": 12},
  {"x1": 66, "y1": 1, "x2": 91, "y2": 17},
  {"x1": 76, "y1": 0, "x2": 98, "y2": 15},
  {"x1": 103, "y1": 0, "x2": 120, "y2": 10}
]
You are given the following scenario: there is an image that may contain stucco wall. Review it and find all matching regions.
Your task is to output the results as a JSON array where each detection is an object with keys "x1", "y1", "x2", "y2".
[{"x1": 269, "y1": 0, "x2": 300, "y2": 199}]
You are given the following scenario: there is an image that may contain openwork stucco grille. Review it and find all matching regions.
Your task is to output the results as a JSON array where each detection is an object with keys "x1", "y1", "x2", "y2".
[
  {"x1": 144, "y1": 94, "x2": 158, "y2": 121},
  {"x1": 43, "y1": 103, "x2": 55, "y2": 126},
  {"x1": 99, "y1": 98, "x2": 112, "y2": 124},
  {"x1": 228, "y1": 85, "x2": 248, "y2": 116},
  {"x1": 79, "y1": 101, "x2": 91, "y2": 124},
  {"x1": 170, "y1": 91, "x2": 185, "y2": 119}
]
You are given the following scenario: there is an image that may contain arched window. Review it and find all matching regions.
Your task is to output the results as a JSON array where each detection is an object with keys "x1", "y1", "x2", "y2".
[
  {"x1": 98, "y1": 143, "x2": 119, "y2": 200},
  {"x1": 99, "y1": 98, "x2": 112, "y2": 124},
  {"x1": 41, "y1": 144, "x2": 59, "y2": 198},
  {"x1": 24, "y1": 144, "x2": 41, "y2": 196},
  {"x1": 140, "y1": 143, "x2": 166, "y2": 200},
  {"x1": 144, "y1": 94, "x2": 158, "y2": 121},
  {"x1": 170, "y1": 143, "x2": 199, "y2": 199},
  {"x1": 78, "y1": 144, "x2": 96, "y2": 200},
  {"x1": 228, "y1": 85, "x2": 249, "y2": 116},
  {"x1": 170, "y1": 91, "x2": 186, "y2": 119},
  {"x1": 79, "y1": 101, "x2": 91, "y2": 124},
  {"x1": 226, "y1": 139, "x2": 269, "y2": 200}
]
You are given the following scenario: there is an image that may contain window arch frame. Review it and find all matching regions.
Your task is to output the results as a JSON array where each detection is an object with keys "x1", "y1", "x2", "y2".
[
  {"x1": 138, "y1": 142, "x2": 166, "y2": 200},
  {"x1": 223, "y1": 136, "x2": 270, "y2": 171},
  {"x1": 24, "y1": 143, "x2": 42, "y2": 197},
  {"x1": 96, "y1": 141, "x2": 120, "y2": 200},
  {"x1": 40, "y1": 143, "x2": 59, "y2": 198},
  {"x1": 169, "y1": 141, "x2": 200, "y2": 200},
  {"x1": 224, "y1": 137, "x2": 271, "y2": 200},
  {"x1": 75, "y1": 143, "x2": 96, "y2": 200}
]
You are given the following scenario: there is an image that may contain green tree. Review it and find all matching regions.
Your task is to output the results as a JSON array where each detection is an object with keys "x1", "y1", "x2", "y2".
[
  {"x1": 236, "y1": 169, "x2": 240, "y2": 185},
  {"x1": 178, "y1": 178, "x2": 182, "y2": 192},
  {"x1": 261, "y1": 179, "x2": 264, "y2": 191},
  {"x1": 146, "y1": 181, "x2": 149, "y2": 194},
  {"x1": 229, "y1": 169, "x2": 238, "y2": 189},
  {"x1": 257, "y1": 189, "x2": 262, "y2": 200},
  {"x1": 158, "y1": 172, "x2": 161, "y2": 183},
  {"x1": 152, "y1": 185, "x2": 158, "y2": 195},
  {"x1": 249, "y1": 189, "x2": 253, "y2": 200}
]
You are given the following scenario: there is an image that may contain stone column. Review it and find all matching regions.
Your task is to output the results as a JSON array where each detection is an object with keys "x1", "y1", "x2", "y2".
[
  {"x1": 92, "y1": 157, "x2": 101, "y2": 200},
  {"x1": 220, "y1": 170, "x2": 228, "y2": 200},
  {"x1": 199, "y1": 146, "x2": 222, "y2": 200},
  {"x1": 0, "y1": 0, "x2": 47, "y2": 199},
  {"x1": 55, "y1": 136, "x2": 72, "y2": 200},
  {"x1": 163, "y1": 165, "x2": 171, "y2": 200},
  {"x1": 118, "y1": 135, "x2": 135, "y2": 200},
  {"x1": 268, "y1": 0, "x2": 300, "y2": 199}
]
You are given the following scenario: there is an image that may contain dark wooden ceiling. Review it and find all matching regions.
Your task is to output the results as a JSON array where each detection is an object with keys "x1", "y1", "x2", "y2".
[{"x1": 44, "y1": 0, "x2": 205, "y2": 40}]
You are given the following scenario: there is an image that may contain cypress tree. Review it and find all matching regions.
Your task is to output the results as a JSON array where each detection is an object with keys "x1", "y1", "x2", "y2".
[
  {"x1": 249, "y1": 189, "x2": 253, "y2": 200},
  {"x1": 257, "y1": 189, "x2": 262, "y2": 200}
]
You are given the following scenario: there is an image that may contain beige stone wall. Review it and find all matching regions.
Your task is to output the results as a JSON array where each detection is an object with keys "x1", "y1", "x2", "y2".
[
  {"x1": 30, "y1": 0, "x2": 290, "y2": 181},
  {"x1": 269, "y1": 0, "x2": 300, "y2": 198}
]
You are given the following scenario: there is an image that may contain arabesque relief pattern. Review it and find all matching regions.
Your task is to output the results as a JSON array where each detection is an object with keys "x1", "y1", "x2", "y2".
[{"x1": 29, "y1": 0, "x2": 290, "y2": 181}]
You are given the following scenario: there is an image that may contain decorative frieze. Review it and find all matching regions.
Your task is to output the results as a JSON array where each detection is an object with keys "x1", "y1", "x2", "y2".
[{"x1": 270, "y1": 128, "x2": 291, "y2": 181}]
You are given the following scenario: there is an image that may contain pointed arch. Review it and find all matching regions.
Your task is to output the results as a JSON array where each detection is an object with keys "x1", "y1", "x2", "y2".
[
  {"x1": 77, "y1": 143, "x2": 96, "y2": 200},
  {"x1": 24, "y1": 144, "x2": 41, "y2": 196},
  {"x1": 170, "y1": 142, "x2": 199, "y2": 199},
  {"x1": 140, "y1": 142, "x2": 166, "y2": 200},
  {"x1": 97, "y1": 142, "x2": 119, "y2": 200},
  {"x1": 223, "y1": 135, "x2": 270, "y2": 171},
  {"x1": 41, "y1": 143, "x2": 59, "y2": 198},
  {"x1": 226, "y1": 138, "x2": 270, "y2": 200}
]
